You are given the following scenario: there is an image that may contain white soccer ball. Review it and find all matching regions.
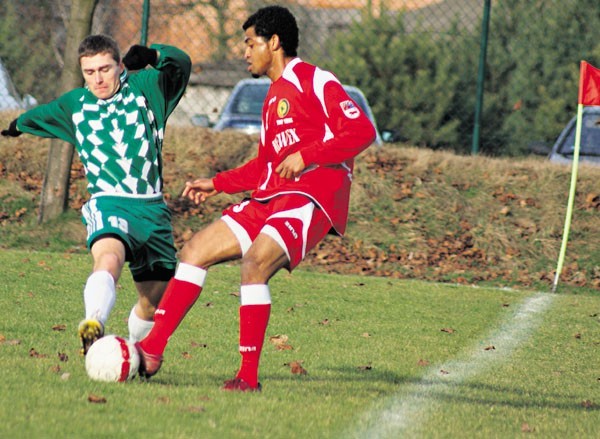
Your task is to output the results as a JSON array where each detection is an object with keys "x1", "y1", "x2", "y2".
[{"x1": 85, "y1": 335, "x2": 140, "y2": 382}]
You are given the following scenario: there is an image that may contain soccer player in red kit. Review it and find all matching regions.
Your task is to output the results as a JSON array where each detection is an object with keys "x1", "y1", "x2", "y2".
[{"x1": 135, "y1": 5, "x2": 376, "y2": 391}]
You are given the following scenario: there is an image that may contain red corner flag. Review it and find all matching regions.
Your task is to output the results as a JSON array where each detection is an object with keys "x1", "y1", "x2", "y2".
[{"x1": 579, "y1": 61, "x2": 600, "y2": 105}]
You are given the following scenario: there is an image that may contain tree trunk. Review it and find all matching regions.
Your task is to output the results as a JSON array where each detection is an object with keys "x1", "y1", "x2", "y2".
[{"x1": 38, "y1": 0, "x2": 98, "y2": 223}]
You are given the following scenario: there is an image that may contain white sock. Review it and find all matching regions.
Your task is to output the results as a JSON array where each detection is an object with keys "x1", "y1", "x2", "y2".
[
  {"x1": 83, "y1": 270, "x2": 116, "y2": 325},
  {"x1": 240, "y1": 284, "x2": 272, "y2": 305},
  {"x1": 128, "y1": 306, "x2": 154, "y2": 343}
]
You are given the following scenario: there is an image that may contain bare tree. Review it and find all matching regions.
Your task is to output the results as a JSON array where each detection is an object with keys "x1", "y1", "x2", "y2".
[{"x1": 39, "y1": 0, "x2": 98, "y2": 223}]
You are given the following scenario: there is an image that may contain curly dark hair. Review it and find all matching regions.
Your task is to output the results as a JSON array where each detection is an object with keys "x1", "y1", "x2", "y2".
[
  {"x1": 243, "y1": 6, "x2": 299, "y2": 57},
  {"x1": 78, "y1": 34, "x2": 121, "y2": 63}
]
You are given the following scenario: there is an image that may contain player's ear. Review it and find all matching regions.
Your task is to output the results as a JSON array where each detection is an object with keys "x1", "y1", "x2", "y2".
[{"x1": 269, "y1": 34, "x2": 282, "y2": 51}]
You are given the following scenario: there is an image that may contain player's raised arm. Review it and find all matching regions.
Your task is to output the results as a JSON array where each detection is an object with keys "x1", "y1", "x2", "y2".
[{"x1": 122, "y1": 45, "x2": 158, "y2": 70}]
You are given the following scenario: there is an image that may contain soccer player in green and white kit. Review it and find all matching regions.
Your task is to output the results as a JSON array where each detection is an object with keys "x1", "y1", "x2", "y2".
[{"x1": 1, "y1": 35, "x2": 191, "y2": 354}]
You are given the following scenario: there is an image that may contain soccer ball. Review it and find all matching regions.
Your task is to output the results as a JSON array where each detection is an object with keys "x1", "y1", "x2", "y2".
[{"x1": 85, "y1": 335, "x2": 140, "y2": 382}]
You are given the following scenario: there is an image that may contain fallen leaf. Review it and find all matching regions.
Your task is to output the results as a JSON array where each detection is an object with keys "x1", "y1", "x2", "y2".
[
  {"x1": 269, "y1": 334, "x2": 289, "y2": 345},
  {"x1": 484, "y1": 345, "x2": 495, "y2": 351},
  {"x1": 29, "y1": 348, "x2": 47, "y2": 358},
  {"x1": 584, "y1": 192, "x2": 599, "y2": 209},
  {"x1": 269, "y1": 334, "x2": 293, "y2": 350},
  {"x1": 440, "y1": 369, "x2": 449, "y2": 375},
  {"x1": 581, "y1": 400, "x2": 595, "y2": 409},
  {"x1": 52, "y1": 324, "x2": 66, "y2": 331},
  {"x1": 190, "y1": 341, "x2": 208, "y2": 348},
  {"x1": 417, "y1": 359, "x2": 430, "y2": 367},
  {"x1": 521, "y1": 423, "x2": 534, "y2": 432},
  {"x1": 499, "y1": 206, "x2": 511, "y2": 216},
  {"x1": 88, "y1": 394, "x2": 107, "y2": 404},
  {"x1": 574, "y1": 333, "x2": 582, "y2": 339},
  {"x1": 285, "y1": 361, "x2": 307, "y2": 375},
  {"x1": 58, "y1": 352, "x2": 68, "y2": 362},
  {"x1": 357, "y1": 364, "x2": 372, "y2": 371},
  {"x1": 361, "y1": 332, "x2": 371, "y2": 338},
  {"x1": 187, "y1": 406, "x2": 205, "y2": 413},
  {"x1": 441, "y1": 328, "x2": 455, "y2": 334},
  {"x1": 182, "y1": 352, "x2": 192, "y2": 359}
]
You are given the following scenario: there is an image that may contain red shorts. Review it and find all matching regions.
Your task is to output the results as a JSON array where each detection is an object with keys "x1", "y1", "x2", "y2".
[{"x1": 222, "y1": 194, "x2": 331, "y2": 270}]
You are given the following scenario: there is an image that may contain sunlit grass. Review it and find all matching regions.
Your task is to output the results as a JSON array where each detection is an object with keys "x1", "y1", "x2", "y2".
[{"x1": 0, "y1": 250, "x2": 598, "y2": 438}]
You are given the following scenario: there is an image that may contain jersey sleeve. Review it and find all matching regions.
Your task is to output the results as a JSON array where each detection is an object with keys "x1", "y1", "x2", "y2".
[
  {"x1": 300, "y1": 80, "x2": 376, "y2": 166},
  {"x1": 130, "y1": 44, "x2": 192, "y2": 125},
  {"x1": 16, "y1": 91, "x2": 79, "y2": 145},
  {"x1": 213, "y1": 154, "x2": 264, "y2": 194}
]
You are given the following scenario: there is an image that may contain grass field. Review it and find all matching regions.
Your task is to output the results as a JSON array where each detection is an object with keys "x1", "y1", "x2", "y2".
[{"x1": 0, "y1": 249, "x2": 598, "y2": 438}]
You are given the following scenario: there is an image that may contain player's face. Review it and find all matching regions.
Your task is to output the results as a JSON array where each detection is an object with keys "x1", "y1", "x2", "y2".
[
  {"x1": 244, "y1": 27, "x2": 274, "y2": 79},
  {"x1": 80, "y1": 52, "x2": 124, "y2": 100}
]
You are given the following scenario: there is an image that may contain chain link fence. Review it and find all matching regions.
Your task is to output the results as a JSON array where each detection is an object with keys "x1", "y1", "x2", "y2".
[{"x1": 1, "y1": 0, "x2": 599, "y2": 156}]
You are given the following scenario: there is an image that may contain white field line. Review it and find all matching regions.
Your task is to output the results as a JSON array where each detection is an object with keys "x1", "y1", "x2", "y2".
[{"x1": 351, "y1": 292, "x2": 555, "y2": 439}]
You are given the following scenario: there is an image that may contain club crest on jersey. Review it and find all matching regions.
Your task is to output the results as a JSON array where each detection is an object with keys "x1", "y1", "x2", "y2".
[
  {"x1": 340, "y1": 100, "x2": 360, "y2": 119},
  {"x1": 277, "y1": 99, "x2": 290, "y2": 118}
]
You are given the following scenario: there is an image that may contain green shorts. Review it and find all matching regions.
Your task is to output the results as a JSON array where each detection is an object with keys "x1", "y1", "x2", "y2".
[{"x1": 81, "y1": 194, "x2": 177, "y2": 281}]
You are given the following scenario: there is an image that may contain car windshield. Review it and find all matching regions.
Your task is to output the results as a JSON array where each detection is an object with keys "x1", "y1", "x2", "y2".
[
  {"x1": 230, "y1": 83, "x2": 269, "y2": 115},
  {"x1": 558, "y1": 112, "x2": 600, "y2": 156}
]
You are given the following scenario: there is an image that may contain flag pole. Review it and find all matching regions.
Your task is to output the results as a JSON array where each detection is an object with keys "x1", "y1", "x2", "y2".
[{"x1": 551, "y1": 103, "x2": 583, "y2": 293}]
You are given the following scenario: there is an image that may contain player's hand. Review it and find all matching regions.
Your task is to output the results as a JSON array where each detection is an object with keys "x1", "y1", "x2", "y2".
[
  {"x1": 182, "y1": 178, "x2": 219, "y2": 204},
  {"x1": 123, "y1": 45, "x2": 158, "y2": 70},
  {"x1": 1, "y1": 119, "x2": 22, "y2": 137},
  {"x1": 275, "y1": 151, "x2": 306, "y2": 179}
]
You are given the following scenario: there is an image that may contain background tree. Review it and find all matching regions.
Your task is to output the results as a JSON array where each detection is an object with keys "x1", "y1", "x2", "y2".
[
  {"x1": 0, "y1": 1, "x2": 62, "y2": 103},
  {"x1": 322, "y1": 11, "x2": 471, "y2": 151},
  {"x1": 485, "y1": 0, "x2": 600, "y2": 155},
  {"x1": 39, "y1": 0, "x2": 98, "y2": 223}
]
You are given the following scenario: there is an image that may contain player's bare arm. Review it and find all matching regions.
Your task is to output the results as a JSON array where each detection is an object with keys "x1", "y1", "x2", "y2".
[
  {"x1": 275, "y1": 151, "x2": 306, "y2": 179},
  {"x1": 182, "y1": 178, "x2": 220, "y2": 204}
]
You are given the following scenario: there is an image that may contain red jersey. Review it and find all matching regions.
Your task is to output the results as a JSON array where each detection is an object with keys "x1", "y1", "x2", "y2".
[{"x1": 213, "y1": 58, "x2": 376, "y2": 235}]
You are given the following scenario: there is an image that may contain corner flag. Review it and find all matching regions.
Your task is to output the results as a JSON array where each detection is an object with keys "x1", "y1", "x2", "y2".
[
  {"x1": 552, "y1": 60, "x2": 600, "y2": 293},
  {"x1": 578, "y1": 61, "x2": 600, "y2": 105}
]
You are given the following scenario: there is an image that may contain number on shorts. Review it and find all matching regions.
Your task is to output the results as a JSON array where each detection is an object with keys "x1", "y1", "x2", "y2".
[
  {"x1": 233, "y1": 200, "x2": 251, "y2": 213},
  {"x1": 108, "y1": 215, "x2": 129, "y2": 233}
]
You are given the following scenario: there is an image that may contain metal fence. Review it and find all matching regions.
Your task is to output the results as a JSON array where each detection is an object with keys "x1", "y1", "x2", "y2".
[{"x1": 1, "y1": 0, "x2": 599, "y2": 156}]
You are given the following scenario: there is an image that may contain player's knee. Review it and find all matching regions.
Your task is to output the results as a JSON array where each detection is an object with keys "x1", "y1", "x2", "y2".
[
  {"x1": 240, "y1": 253, "x2": 275, "y2": 284},
  {"x1": 93, "y1": 252, "x2": 124, "y2": 274},
  {"x1": 179, "y1": 237, "x2": 206, "y2": 265}
]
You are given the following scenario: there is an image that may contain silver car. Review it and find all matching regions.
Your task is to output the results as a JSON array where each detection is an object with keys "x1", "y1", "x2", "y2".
[{"x1": 548, "y1": 106, "x2": 600, "y2": 166}]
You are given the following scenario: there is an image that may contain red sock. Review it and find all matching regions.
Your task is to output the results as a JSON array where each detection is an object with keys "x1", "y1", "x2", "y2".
[
  {"x1": 139, "y1": 277, "x2": 202, "y2": 355},
  {"x1": 235, "y1": 304, "x2": 271, "y2": 387}
]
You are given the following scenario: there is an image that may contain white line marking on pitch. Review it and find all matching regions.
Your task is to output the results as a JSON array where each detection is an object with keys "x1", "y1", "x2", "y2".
[{"x1": 351, "y1": 292, "x2": 555, "y2": 438}]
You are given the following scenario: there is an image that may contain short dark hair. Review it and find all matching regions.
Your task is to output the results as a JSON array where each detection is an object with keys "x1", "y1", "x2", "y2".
[
  {"x1": 243, "y1": 6, "x2": 299, "y2": 57},
  {"x1": 78, "y1": 34, "x2": 120, "y2": 63}
]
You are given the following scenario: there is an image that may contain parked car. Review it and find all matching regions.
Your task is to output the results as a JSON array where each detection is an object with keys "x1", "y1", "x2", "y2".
[
  {"x1": 535, "y1": 106, "x2": 600, "y2": 166},
  {"x1": 203, "y1": 78, "x2": 383, "y2": 145}
]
